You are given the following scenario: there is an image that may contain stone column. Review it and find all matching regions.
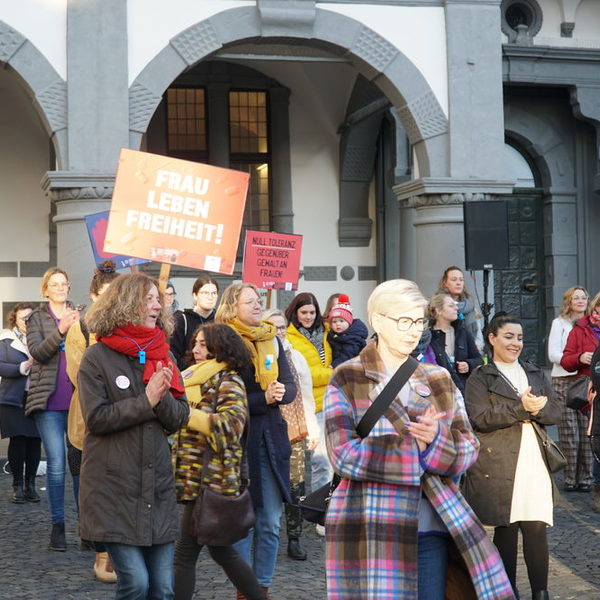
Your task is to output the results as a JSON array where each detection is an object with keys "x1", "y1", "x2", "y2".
[
  {"x1": 48, "y1": 0, "x2": 129, "y2": 298},
  {"x1": 394, "y1": 179, "x2": 514, "y2": 294},
  {"x1": 42, "y1": 173, "x2": 115, "y2": 303}
]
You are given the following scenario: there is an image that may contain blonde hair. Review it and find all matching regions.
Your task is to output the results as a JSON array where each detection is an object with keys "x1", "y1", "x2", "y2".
[
  {"x1": 559, "y1": 286, "x2": 590, "y2": 319},
  {"x1": 215, "y1": 283, "x2": 261, "y2": 324},
  {"x1": 84, "y1": 273, "x2": 173, "y2": 337},
  {"x1": 40, "y1": 267, "x2": 69, "y2": 298},
  {"x1": 367, "y1": 279, "x2": 427, "y2": 329},
  {"x1": 589, "y1": 291, "x2": 600, "y2": 316},
  {"x1": 262, "y1": 308, "x2": 286, "y2": 325},
  {"x1": 427, "y1": 292, "x2": 453, "y2": 320}
]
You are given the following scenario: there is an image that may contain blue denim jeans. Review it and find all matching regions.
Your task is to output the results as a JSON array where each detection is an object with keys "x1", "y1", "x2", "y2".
[
  {"x1": 105, "y1": 542, "x2": 174, "y2": 600},
  {"x1": 417, "y1": 534, "x2": 449, "y2": 600},
  {"x1": 234, "y1": 443, "x2": 283, "y2": 587},
  {"x1": 33, "y1": 410, "x2": 79, "y2": 524},
  {"x1": 310, "y1": 411, "x2": 332, "y2": 492}
]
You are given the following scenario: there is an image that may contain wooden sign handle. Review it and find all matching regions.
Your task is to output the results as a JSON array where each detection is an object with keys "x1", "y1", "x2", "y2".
[{"x1": 158, "y1": 263, "x2": 171, "y2": 292}]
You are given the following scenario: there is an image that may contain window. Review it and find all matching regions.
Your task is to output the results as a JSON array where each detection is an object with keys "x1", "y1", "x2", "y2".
[
  {"x1": 229, "y1": 91, "x2": 271, "y2": 252},
  {"x1": 166, "y1": 88, "x2": 207, "y2": 159}
]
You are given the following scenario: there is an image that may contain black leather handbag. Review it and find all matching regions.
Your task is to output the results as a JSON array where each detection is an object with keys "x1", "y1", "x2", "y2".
[{"x1": 299, "y1": 357, "x2": 418, "y2": 526}]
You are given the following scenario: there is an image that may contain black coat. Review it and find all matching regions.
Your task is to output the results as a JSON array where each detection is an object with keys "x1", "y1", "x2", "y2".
[
  {"x1": 239, "y1": 336, "x2": 296, "y2": 508},
  {"x1": 462, "y1": 360, "x2": 560, "y2": 526},
  {"x1": 78, "y1": 342, "x2": 189, "y2": 546},
  {"x1": 170, "y1": 308, "x2": 215, "y2": 370},
  {"x1": 0, "y1": 332, "x2": 29, "y2": 407},
  {"x1": 428, "y1": 320, "x2": 482, "y2": 394},
  {"x1": 328, "y1": 319, "x2": 368, "y2": 368}
]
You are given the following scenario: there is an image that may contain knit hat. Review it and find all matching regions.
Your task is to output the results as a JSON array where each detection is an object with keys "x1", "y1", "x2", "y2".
[{"x1": 328, "y1": 294, "x2": 353, "y2": 326}]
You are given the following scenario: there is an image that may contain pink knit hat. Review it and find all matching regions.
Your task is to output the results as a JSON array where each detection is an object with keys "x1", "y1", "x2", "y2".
[{"x1": 328, "y1": 294, "x2": 353, "y2": 326}]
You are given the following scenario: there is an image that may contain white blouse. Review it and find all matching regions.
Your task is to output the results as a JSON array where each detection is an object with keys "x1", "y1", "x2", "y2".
[
  {"x1": 547, "y1": 316, "x2": 577, "y2": 377},
  {"x1": 495, "y1": 360, "x2": 553, "y2": 526}
]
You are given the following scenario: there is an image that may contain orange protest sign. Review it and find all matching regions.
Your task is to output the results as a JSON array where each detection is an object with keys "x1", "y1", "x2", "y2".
[{"x1": 104, "y1": 149, "x2": 249, "y2": 274}]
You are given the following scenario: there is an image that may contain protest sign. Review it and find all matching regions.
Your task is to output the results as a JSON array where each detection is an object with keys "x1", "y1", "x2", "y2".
[
  {"x1": 242, "y1": 230, "x2": 303, "y2": 290},
  {"x1": 85, "y1": 211, "x2": 148, "y2": 269},
  {"x1": 104, "y1": 149, "x2": 249, "y2": 275}
]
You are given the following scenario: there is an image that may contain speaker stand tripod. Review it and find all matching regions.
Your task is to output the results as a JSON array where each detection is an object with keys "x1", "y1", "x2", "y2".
[{"x1": 481, "y1": 267, "x2": 494, "y2": 333}]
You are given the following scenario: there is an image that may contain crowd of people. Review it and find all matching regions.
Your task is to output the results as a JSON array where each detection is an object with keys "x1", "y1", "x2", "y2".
[{"x1": 1, "y1": 262, "x2": 599, "y2": 600}]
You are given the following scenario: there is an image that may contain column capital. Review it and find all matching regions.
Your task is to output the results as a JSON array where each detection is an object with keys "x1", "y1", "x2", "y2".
[
  {"x1": 42, "y1": 171, "x2": 115, "y2": 201},
  {"x1": 393, "y1": 177, "x2": 515, "y2": 207}
]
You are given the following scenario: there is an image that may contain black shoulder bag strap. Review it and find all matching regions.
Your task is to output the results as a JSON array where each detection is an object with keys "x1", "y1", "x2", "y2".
[{"x1": 355, "y1": 355, "x2": 419, "y2": 438}]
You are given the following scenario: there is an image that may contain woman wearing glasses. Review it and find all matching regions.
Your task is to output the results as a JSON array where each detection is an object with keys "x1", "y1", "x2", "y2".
[
  {"x1": 171, "y1": 274, "x2": 219, "y2": 370},
  {"x1": 324, "y1": 280, "x2": 514, "y2": 600},
  {"x1": 25, "y1": 267, "x2": 80, "y2": 551},
  {"x1": 216, "y1": 284, "x2": 296, "y2": 598},
  {"x1": 547, "y1": 286, "x2": 592, "y2": 493}
]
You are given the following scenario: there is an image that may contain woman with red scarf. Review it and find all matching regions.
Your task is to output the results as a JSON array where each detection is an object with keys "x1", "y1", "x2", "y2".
[{"x1": 78, "y1": 273, "x2": 189, "y2": 600}]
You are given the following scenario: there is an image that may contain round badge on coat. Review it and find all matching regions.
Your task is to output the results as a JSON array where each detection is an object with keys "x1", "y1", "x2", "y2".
[
  {"x1": 414, "y1": 383, "x2": 431, "y2": 397},
  {"x1": 115, "y1": 375, "x2": 130, "y2": 389}
]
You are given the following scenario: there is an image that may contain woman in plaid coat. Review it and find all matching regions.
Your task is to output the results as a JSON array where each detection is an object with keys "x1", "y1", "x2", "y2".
[{"x1": 323, "y1": 279, "x2": 514, "y2": 600}]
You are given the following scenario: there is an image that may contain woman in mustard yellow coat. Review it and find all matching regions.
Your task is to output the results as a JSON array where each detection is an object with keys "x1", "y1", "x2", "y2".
[{"x1": 285, "y1": 292, "x2": 333, "y2": 498}]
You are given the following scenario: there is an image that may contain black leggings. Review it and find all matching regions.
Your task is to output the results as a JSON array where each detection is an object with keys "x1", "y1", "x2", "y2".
[
  {"x1": 7, "y1": 436, "x2": 41, "y2": 484},
  {"x1": 174, "y1": 502, "x2": 264, "y2": 600},
  {"x1": 493, "y1": 521, "x2": 549, "y2": 594}
]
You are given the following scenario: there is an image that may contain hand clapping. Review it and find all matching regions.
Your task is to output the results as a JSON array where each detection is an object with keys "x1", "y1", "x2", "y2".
[
  {"x1": 145, "y1": 361, "x2": 173, "y2": 407},
  {"x1": 406, "y1": 405, "x2": 447, "y2": 451},
  {"x1": 520, "y1": 386, "x2": 547, "y2": 416}
]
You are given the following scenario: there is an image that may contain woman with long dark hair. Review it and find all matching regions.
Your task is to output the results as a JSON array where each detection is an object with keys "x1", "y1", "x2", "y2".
[
  {"x1": 463, "y1": 314, "x2": 560, "y2": 600},
  {"x1": 173, "y1": 323, "x2": 265, "y2": 600},
  {"x1": 285, "y1": 293, "x2": 333, "y2": 514}
]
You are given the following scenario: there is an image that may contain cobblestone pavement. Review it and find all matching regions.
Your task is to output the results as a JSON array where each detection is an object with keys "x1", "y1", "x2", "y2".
[{"x1": 1, "y1": 457, "x2": 599, "y2": 599}]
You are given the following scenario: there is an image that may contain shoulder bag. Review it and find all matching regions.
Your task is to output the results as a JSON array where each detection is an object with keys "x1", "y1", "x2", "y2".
[
  {"x1": 191, "y1": 376, "x2": 255, "y2": 547},
  {"x1": 566, "y1": 376, "x2": 590, "y2": 411},
  {"x1": 299, "y1": 356, "x2": 419, "y2": 526},
  {"x1": 530, "y1": 420, "x2": 566, "y2": 473}
]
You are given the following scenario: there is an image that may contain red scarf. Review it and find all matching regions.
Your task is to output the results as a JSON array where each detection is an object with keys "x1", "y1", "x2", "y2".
[{"x1": 99, "y1": 324, "x2": 185, "y2": 398}]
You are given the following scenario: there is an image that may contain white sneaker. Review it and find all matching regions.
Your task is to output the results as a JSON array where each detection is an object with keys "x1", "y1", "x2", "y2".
[{"x1": 315, "y1": 524, "x2": 325, "y2": 537}]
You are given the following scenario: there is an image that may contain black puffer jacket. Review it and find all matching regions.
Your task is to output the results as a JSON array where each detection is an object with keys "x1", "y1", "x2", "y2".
[
  {"x1": 25, "y1": 303, "x2": 71, "y2": 416},
  {"x1": 328, "y1": 319, "x2": 368, "y2": 368}
]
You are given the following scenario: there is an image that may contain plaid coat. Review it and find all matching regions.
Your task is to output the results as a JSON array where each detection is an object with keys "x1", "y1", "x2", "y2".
[{"x1": 323, "y1": 344, "x2": 515, "y2": 600}]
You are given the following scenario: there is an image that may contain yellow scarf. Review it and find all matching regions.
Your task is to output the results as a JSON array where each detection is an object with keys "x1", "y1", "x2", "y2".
[
  {"x1": 181, "y1": 359, "x2": 228, "y2": 407},
  {"x1": 228, "y1": 318, "x2": 279, "y2": 390}
]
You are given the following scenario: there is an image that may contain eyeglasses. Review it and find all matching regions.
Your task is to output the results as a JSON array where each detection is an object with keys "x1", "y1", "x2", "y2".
[
  {"x1": 199, "y1": 291, "x2": 218, "y2": 297},
  {"x1": 275, "y1": 325, "x2": 287, "y2": 332},
  {"x1": 379, "y1": 314, "x2": 429, "y2": 332}
]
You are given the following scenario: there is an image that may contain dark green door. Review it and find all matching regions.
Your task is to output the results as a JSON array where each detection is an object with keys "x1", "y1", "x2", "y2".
[{"x1": 493, "y1": 189, "x2": 546, "y2": 364}]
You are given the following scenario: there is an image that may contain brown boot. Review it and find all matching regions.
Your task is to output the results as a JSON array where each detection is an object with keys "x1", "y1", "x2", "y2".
[
  {"x1": 592, "y1": 484, "x2": 600, "y2": 513},
  {"x1": 236, "y1": 591, "x2": 247, "y2": 600},
  {"x1": 93, "y1": 552, "x2": 117, "y2": 583}
]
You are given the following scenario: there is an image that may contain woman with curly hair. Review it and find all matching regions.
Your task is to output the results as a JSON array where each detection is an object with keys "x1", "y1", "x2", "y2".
[
  {"x1": 78, "y1": 273, "x2": 189, "y2": 600},
  {"x1": 173, "y1": 323, "x2": 265, "y2": 600}
]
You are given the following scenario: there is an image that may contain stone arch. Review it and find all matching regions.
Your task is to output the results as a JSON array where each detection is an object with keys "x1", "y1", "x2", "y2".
[
  {"x1": 0, "y1": 20, "x2": 67, "y2": 167},
  {"x1": 129, "y1": 5, "x2": 449, "y2": 177}
]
